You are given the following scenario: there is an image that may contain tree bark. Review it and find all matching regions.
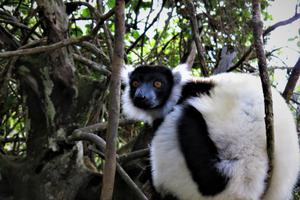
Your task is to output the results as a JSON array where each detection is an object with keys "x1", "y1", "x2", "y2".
[
  {"x1": 100, "y1": 0, "x2": 125, "y2": 200},
  {"x1": 252, "y1": 0, "x2": 275, "y2": 196},
  {"x1": 184, "y1": 0, "x2": 209, "y2": 76},
  {"x1": 282, "y1": 57, "x2": 300, "y2": 102}
]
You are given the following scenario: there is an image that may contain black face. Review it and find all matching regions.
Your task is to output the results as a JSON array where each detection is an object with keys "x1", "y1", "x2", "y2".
[{"x1": 129, "y1": 65, "x2": 174, "y2": 110}]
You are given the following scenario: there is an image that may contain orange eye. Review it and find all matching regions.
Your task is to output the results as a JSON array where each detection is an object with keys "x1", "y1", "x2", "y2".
[
  {"x1": 153, "y1": 81, "x2": 162, "y2": 89},
  {"x1": 132, "y1": 80, "x2": 139, "y2": 87}
]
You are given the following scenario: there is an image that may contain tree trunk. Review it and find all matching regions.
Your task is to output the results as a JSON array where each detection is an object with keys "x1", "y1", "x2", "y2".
[{"x1": 0, "y1": 1, "x2": 100, "y2": 199}]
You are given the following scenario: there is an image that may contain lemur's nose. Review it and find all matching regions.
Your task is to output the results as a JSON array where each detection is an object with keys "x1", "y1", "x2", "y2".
[
  {"x1": 135, "y1": 95, "x2": 146, "y2": 101},
  {"x1": 134, "y1": 87, "x2": 147, "y2": 101}
]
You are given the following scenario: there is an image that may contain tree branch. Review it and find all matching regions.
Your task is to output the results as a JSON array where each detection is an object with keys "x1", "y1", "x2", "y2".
[
  {"x1": 0, "y1": 7, "x2": 115, "y2": 58},
  {"x1": 0, "y1": 35, "x2": 88, "y2": 58},
  {"x1": 100, "y1": 0, "x2": 125, "y2": 199},
  {"x1": 252, "y1": 0, "x2": 274, "y2": 197},
  {"x1": 126, "y1": 0, "x2": 166, "y2": 54},
  {"x1": 68, "y1": 132, "x2": 148, "y2": 200},
  {"x1": 77, "y1": 119, "x2": 133, "y2": 133},
  {"x1": 214, "y1": 46, "x2": 237, "y2": 74},
  {"x1": 0, "y1": 19, "x2": 31, "y2": 30},
  {"x1": 282, "y1": 57, "x2": 300, "y2": 102},
  {"x1": 73, "y1": 53, "x2": 110, "y2": 75},
  {"x1": 97, "y1": 0, "x2": 114, "y2": 62},
  {"x1": 228, "y1": 9, "x2": 300, "y2": 72},
  {"x1": 184, "y1": 0, "x2": 209, "y2": 76},
  {"x1": 77, "y1": 41, "x2": 110, "y2": 66},
  {"x1": 263, "y1": 12, "x2": 300, "y2": 37}
]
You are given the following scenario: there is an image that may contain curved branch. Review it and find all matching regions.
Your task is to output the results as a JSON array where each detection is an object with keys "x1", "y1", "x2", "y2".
[
  {"x1": 263, "y1": 13, "x2": 300, "y2": 37},
  {"x1": 126, "y1": 0, "x2": 166, "y2": 54},
  {"x1": 0, "y1": 36, "x2": 89, "y2": 58},
  {"x1": 73, "y1": 53, "x2": 110, "y2": 75},
  {"x1": 282, "y1": 57, "x2": 300, "y2": 102},
  {"x1": 68, "y1": 132, "x2": 149, "y2": 200},
  {"x1": 0, "y1": 7, "x2": 115, "y2": 58},
  {"x1": 0, "y1": 19, "x2": 31, "y2": 30},
  {"x1": 228, "y1": 9, "x2": 300, "y2": 72}
]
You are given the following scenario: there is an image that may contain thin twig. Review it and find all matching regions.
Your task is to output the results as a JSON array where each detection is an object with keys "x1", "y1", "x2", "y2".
[
  {"x1": 73, "y1": 119, "x2": 134, "y2": 134},
  {"x1": 252, "y1": 0, "x2": 274, "y2": 197},
  {"x1": 73, "y1": 53, "x2": 110, "y2": 75},
  {"x1": 118, "y1": 148, "x2": 149, "y2": 164},
  {"x1": 126, "y1": 0, "x2": 166, "y2": 54},
  {"x1": 228, "y1": 9, "x2": 300, "y2": 72},
  {"x1": 79, "y1": 41, "x2": 110, "y2": 66},
  {"x1": 0, "y1": 7, "x2": 115, "y2": 58},
  {"x1": 0, "y1": 36, "x2": 89, "y2": 58},
  {"x1": 97, "y1": 0, "x2": 114, "y2": 62},
  {"x1": 0, "y1": 19, "x2": 31, "y2": 30},
  {"x1": 263, "y1": 13, "x2": 300, "y2": 37}
]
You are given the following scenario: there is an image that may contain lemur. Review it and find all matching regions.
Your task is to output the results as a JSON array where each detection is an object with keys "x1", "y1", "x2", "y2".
[{"x1": 121, "y1": 63, "x2": 300, "y2": 200}]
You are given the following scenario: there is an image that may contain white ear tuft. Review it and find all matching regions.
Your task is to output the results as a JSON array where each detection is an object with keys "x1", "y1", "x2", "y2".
[
  {"x1": 172, "y1": 64, "x2": 192, "y2": 84},
  {"x1": 121, "y1": 65, "x2": 135, "y2": 85}
]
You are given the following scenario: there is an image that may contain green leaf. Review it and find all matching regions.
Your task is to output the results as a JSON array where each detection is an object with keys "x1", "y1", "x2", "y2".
[
  {"x1": 85, "y1": 24, "x2": 92, "y2": 34},
  {"x1": 108, "y1": 0, "x2": 115, "y2": 8},
  {"x1": 70, "y1": 26, "x2": 83, "y2": 37},
  {"x1": 81, "y1": 8, "x2": 90, "y2": 18},
  {"x1": 132, "y1": 30, "x2": 140, "y2": 39}
]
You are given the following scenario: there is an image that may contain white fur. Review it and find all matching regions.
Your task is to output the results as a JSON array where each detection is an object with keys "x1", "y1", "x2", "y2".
[
  {"x1": 151, "y1": 72, "x2": 300, "y2": 200},
  {"x1": 122, "y1": 65, "x2": 300, "y2": 200},
  {"x1": 121, "y1": 64, "x2": 135, "y2": 85}
]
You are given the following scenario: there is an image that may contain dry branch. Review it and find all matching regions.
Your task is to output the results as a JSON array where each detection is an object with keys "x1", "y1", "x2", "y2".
[
  {"x1": 68, "y1": 132, "x2": 149, "y2": 200},
  {"x1": 0, "y1": 7, "x2": 115, "y2": 58},
  {"x1": 184, "y1": 0, "x2": 209, "y2": 76},
  {"x1": 73, "y1": 119, "x2": 134, "y2": 134},
  {"x1": 97, "y1": 0, "x2": 114, "y2": 62},
  {"x1": 79, "y1": 41, "x2": 110, "y2": 66},
  {"x1": 263, "y1": 12, "x2": 300, "y2": 37},
  {"x1": 126, "y1": 0, "x2": 166, "y2": 54},
  {"x1": 100, "y1": 0, "x2": 125, "y2": 199},
  {"x1": 0, "y1": 19, "x2": 31, "y2": 30},
  {"x1": 252, "y1": 0, "x2": 274, "y2": 196},
  {"x1": 0, "y1": 35, "x2": 88, "y2": 58},
  {"x1": 228, "y1": 9, "x2": 300, "y2": 72},
  {"x1": 282, "y1": 57, "x2": 300, "y2": 102},
  {"x1": 73, "y1": 53, "x2": 110, "y2": 75}
]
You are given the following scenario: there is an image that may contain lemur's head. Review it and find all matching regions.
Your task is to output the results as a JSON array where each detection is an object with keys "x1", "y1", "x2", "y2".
[
  {"x1": 121, "y1": 64, "x2": 191, "y2": 123},
  {"x1": 128, "y1": 65, "x2": 174, "y2": 110}
]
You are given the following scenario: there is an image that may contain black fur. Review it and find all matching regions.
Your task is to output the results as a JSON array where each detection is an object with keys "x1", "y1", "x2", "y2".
[
  {"x1": 177, "y1": 105, "x2": 229, "y2": 196},
  {"x1": 129, "y1": 65, "x2": 174, "y2": 110},
  {"x1": 178, "y1": 81, "x2": 214, "y2": 104}
]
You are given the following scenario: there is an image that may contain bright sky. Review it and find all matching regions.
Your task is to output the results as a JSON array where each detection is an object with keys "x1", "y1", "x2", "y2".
[
  {"x1": 264, "y1": 0, "x2": 300, "y2": 90},
  {"x1": 265, "y1": 0, "x2": 299, "y2": 67}
]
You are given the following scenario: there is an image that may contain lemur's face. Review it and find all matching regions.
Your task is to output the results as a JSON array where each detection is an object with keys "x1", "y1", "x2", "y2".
[{"x1": 129, "y1": 66, "x2": 174, "y2": 110}]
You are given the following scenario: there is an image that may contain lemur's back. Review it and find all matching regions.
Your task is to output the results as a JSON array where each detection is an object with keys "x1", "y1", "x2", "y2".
[{"x1": 121, "y1": 65, "x2": 300, "y2": 200}]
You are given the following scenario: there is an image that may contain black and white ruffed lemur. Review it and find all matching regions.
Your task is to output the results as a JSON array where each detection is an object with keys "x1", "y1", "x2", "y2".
[{"x1": 121, "y1": 59, "x2": 300, "y2": 200}]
